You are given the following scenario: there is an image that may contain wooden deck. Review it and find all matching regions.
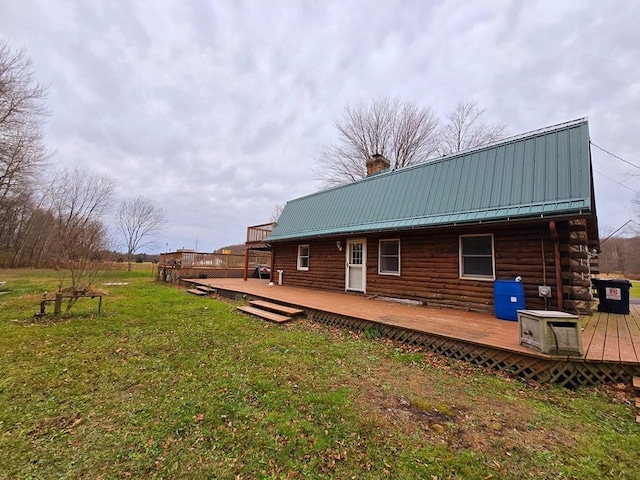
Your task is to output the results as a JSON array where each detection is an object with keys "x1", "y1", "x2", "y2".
[
  {"x1": 581, "y1": 307, "x2": 640, "y2": 363},
  {"x1": 182, "y1": 278, "x2": 640, "y2": 386}
]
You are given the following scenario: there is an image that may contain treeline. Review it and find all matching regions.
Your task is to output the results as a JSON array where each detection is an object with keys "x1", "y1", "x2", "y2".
[
  {"x1": 0, "y1": 42, "x2": 112, "y2": 270},
  {"x1": 111, "y1": 252, "x2": 160, "y2": 264},
  {"x1": 598, "y1": 236, "x2": 640, "y2": 278},
  {"x1": 0, "y1": 166, "x2": 115, "y2": 268},
  {"x1": 1, "y1": 42, "x2": 166, "y2": 276},
  {"x1": 1, "y1": 41, "x2": 168, "y2": 312}
]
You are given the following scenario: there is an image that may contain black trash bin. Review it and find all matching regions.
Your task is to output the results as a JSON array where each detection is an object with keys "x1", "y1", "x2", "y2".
[{"x1": 592, "y1": 278, "x2": 631, "y2": 314}]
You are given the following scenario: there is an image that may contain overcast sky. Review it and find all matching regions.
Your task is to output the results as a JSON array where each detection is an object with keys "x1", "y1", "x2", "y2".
[{"x1": 2, "y1": 1, "x2": 639, "y2": 252}]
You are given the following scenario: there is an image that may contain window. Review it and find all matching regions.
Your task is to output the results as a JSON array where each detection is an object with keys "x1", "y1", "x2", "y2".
[
  {"x1": 460, "y1": 235, "x2": 495, "y2": 279},
  {"x1": 297, "y1": 245, "x2": 309, "y2": 270},
  {"x1": 379, "y1": 239, "x2": 400, "y2": 275}
]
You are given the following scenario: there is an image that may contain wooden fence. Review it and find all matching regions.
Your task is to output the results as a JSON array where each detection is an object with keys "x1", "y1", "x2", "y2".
[{"x1": 158, "y1": 251, "x2": 271, "y2": 284}]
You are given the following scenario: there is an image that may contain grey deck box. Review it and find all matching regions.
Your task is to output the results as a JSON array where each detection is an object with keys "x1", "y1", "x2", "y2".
[{"x1": 518, "y1": 310, "x2": 583, "y2": 356}]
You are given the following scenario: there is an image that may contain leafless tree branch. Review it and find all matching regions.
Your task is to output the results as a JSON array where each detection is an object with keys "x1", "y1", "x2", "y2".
[
  {"x1": 0, "y1": 41, "x2": 50, "y2": 202},
  {"x1": 438, "y1": 100, "x2": 506, "y2": 155},
  {"x1": 313, "y1": 98, "x2": 439, "y2": 188},
  {"x1": 47, "y1": 168, "x2": 116, "y2": 311},
  {"x1": 270, "y1": 203, "x2": 284, "y2": 223},
  {"x1": 314, "y1": 98, "x2": 505, "y2": 187},
  {"x1": 0, "y1": 41, "x2": 52, "y2": 265}
]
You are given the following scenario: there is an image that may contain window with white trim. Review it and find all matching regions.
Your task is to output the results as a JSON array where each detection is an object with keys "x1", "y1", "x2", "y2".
[
  {"x1": 297, "y1": 245, "x2": 309, "y2": 270},
  {"x1": 460, "y1": 234, "x2": 495, "y2": 279},
  {"x1": 378, "y1": 239, "x2": 400, "y2": 275}
]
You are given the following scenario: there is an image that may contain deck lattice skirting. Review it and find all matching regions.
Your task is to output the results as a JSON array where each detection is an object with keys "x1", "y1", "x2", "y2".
[
  {"x1": 305, "y1": 308, "x2": 640, "y2": 388},
  {"x1": 188, "y1": 281, "x2": 640, "y2": 388}
]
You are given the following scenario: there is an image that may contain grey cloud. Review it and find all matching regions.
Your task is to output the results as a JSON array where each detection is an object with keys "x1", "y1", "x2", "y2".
[{"x1": 2, "y1": 0, "x2": 639, "y2": 250}]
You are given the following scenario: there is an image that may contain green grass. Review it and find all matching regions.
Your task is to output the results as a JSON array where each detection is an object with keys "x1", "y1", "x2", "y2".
[
  {"x1": 630, "y1": 280, "x2": 639, "y2": 298},
  {"x1": 1, "y1": 266, "x2": 639, "y2": 479}
]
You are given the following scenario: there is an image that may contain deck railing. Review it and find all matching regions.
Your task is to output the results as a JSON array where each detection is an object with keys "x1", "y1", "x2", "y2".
[
  {"x1": 160, "y1": 251, "x2": 270, "y2": 269},
  {"x1": 246, "y1": 222, "x2": 275, "y2": 244}
]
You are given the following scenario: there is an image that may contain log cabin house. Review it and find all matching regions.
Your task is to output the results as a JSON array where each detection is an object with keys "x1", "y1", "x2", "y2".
[{"x1": 262, "y1": 118, "x2": 600, "y2": 314}]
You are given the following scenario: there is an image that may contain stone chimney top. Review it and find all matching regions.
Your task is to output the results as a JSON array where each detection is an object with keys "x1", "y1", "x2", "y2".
[{"x1": 366, "y1": 154, "x2": 391, "y2": 177}]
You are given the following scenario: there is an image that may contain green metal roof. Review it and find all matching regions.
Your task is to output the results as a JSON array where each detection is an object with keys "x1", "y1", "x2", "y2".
[{"x1": 267, "y1": 118, "x2": 594, "y2": 242}]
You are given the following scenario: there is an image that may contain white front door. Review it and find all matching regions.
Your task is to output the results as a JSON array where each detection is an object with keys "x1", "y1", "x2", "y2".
[{"x1": 346, "y1": 239, "x2": 366, "y2": 292}]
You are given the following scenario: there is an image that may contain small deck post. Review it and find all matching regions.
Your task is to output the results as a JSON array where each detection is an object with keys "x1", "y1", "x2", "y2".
[{"x1": 54, "y1": 293, "x2": 63, "y2": 315}]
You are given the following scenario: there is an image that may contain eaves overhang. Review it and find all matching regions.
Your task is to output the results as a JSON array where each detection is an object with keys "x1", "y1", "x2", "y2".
[{"x1": 265, "y1": 198, "x2": 592, "y2": 243}]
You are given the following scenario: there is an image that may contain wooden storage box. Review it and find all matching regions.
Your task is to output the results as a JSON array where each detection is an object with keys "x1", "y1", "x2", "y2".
[{"x1": 518, "y1": 310, "x2": 583, "y2": 356}]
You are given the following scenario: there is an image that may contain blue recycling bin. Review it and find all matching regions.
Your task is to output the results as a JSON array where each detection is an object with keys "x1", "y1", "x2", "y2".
[{"x1": 494, "y1": 279, "x2": 525, "y2": 321}]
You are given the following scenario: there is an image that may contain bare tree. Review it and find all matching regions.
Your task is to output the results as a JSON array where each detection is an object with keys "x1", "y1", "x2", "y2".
[
  {"x1": 314, "y1": 98, "x2": 507, "y2": 187},
  {"x1": 438, "y1": 100, "x2": 506, "y2": 155},
  {"x1": 0, "y1": 41, "x2": 50, "y2": 257},
  {"x1": 56, "y1": 220, "x2": 112, "y2": 312},
  {"x1": 633, "y1": 194, "x2": 640, "y2": 235},
  {"x1": 314, "y1": 98, "x2": 439, "y2": 187},
  {"x1": 49, "y1": 168, "x2": 116, "y2": 312},
  {"x1": 115, "y1": 196, "x2": 167, "y2": 271},
  {"x1": 270, "y1": 203, "x2": 284, "y2": 222}
]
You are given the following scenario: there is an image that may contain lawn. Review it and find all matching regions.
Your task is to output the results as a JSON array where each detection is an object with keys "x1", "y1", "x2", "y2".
[{"x1": 0, "y1": 266, "x2": 639, "y2": 479}]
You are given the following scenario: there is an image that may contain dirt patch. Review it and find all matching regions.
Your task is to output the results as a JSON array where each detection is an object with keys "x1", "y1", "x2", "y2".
[
  {"x1": 295, "y1": 320, "x2": 625, "y2": 458},
  {"x1": 349, "y1": 349, "x2": 579, "y2": 455}
]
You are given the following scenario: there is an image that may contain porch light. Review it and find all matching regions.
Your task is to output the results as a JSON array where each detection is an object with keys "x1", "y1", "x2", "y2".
[{"x1": 336, "y1": 240, "x2": 343, "y2": 252}]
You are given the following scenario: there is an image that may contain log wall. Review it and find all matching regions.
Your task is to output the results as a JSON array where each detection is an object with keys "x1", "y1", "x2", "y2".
[{"x1": 271, "y1": 219, "x2": 596, "y2": 313}]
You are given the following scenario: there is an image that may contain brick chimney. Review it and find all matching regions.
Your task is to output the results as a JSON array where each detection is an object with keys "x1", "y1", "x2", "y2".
[{"x1": 366, "y1": 154, "x2": 391, "y2": 177}]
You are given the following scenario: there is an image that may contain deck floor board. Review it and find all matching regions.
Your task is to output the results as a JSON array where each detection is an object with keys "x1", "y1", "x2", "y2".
[
  {"x1": 603, "y1": 313, "x2": 621, "y2": 362},
  {"x1": 626, "y1": 306, "x2": 640, "y2": 362},
  {"x1": 580, "y1": 313, "x2": 598, "y2": 354},
  {"x1": 616, "y1": 314, "x2": 638, "y2": 363}
]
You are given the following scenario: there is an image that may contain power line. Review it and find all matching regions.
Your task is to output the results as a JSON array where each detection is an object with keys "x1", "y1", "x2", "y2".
[
  {"x1": 590, "y1": 141, "x2": 640, "y2": 170},
  {"x1": 594, "y1": 169, "x2": 640, "y2": 195},
  {"x1": 599, "y1": 220, "x2": 634, "y2": 246}
]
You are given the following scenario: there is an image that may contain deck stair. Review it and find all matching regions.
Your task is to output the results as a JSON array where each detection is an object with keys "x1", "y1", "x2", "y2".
[
  {"x1": 633, "y1": 377, "x2": 640, "y2": 423},
  {"x1": 237, "y1": 300, "x2": 304, "y2": 324},
  {"x1": 187, "y1": 285, "x2": 217, "y2": 296}
]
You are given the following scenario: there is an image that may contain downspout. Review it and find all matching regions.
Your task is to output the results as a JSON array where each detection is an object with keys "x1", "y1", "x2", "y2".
[{"x1": 549, "y1": 221, "x2": 564, "y2": 311}]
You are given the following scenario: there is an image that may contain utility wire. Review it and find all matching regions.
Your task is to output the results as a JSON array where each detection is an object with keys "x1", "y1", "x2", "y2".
[
  {"x1": 594, "y1": 169, "x2": 640, "y2": 195},
  {"x1": 590, "y1": 141, "x2": 640, "y2": 170},
  {"x1": 599, "y1": 220, "x2": 634, "y2": 246}
]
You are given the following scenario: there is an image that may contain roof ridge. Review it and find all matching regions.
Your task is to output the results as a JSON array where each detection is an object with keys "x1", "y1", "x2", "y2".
[{"x1": 399, "y1": 116, "x2": 589, "y2": 171}]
